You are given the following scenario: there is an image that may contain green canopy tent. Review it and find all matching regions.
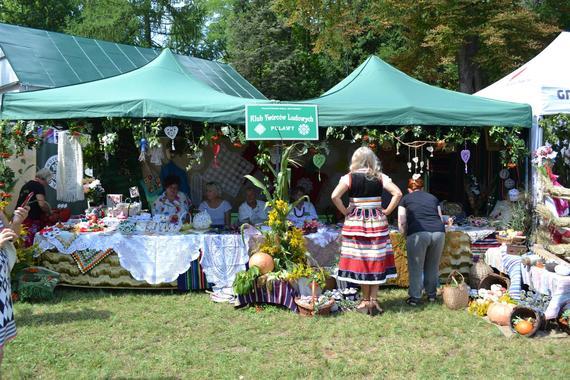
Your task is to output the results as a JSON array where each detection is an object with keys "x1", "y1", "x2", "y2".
[
  {"x1": 295, "y1": 56, "x2": 531, "y2": 127},
  {"x1": 0, "y1": 49, "x2": 269, "y2": 123}
]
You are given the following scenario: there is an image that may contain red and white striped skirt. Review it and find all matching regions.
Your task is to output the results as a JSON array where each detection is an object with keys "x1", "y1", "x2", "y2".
[{"x1": 337, "y1": 197, "x2": 397, "y2": 284}]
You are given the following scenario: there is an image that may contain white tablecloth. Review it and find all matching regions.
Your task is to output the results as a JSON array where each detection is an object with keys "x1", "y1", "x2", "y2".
[
  {"x1": 485, "y1": 246, "x2": 570, "y2": 318},
  {"x1": 522, "y1": 265, "x2": 570, "y2": 320},
  {"x1": 448, "y1": 226, "x2": 495, "y2": 243},
  {"x1": 34, "y1": 231, "x2": 249, "y2": 286}
]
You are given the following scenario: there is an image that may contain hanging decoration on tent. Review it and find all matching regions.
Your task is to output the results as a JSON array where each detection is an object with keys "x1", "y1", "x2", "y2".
[
  {"x1": 504, "y1": 178, "x2": 516, "y2": 189},
  {"x1": 212, "y1": 142, "x2": 221, "y2": 168},
  {"x1": 407, "y1": 147, "x2": 412, "y2": 173},
  {"x1": 164, "y1": 126, "x2": 179, "y2": 151},
  {"x1": 412, "y1": 147, "x2": 419, "y2": 173},
  {"x1": 419, "y1": 148, "x2": 424, "y2": 173},
  {"x1": 427, "y1": 145, "x2": 434, "y2": 157},
  {"x1": 150, "y1": 145, "x2": 164, "y2": 166},
  {"x1": 139, "y1": 138, "x2": 148, "y2": 162},
  {"x1": 460, "y1": 144, "x2": 471, "y2": 174},
  {"x1": 396, "y1": 142, "x2": 400, "y2": 156},
  {"x1": 313, "y1": 153, "x2": 326, "y2": 181}
]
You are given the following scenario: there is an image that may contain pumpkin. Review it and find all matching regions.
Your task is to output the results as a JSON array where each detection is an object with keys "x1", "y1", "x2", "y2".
[
  {"x1": 487, "y1": 303, "x2": 515, "y2": 326},
  {"x1": 514, "y1": 320, "x2": 534, "y2": 335},
  {"x1": 249, "y1": 252, "x2": 274, "y2": 274}
]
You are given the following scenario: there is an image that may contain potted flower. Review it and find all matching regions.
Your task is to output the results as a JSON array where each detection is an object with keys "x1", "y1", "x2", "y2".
[{"x1": 286, "y1": 263, "x2": 328, "y2": 297}]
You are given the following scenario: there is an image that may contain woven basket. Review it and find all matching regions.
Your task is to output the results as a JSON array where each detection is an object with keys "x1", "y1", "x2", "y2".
[
  {"x1": 469, "y1": 261, "x2": 494, "y2": 289},
  {"x1": 479, "y1": 273, "x2": 510, "y2": 290},
  {"x1": 294, "y1": 281, "x2": 335, "y2": 316},
  {"x1": 496, "y1": 235, "x2": 526, "y2": 245},
  {"x1": 442, "y1": 270, "x2": 470, "y2": 310},
  {"x1": 510, "y1": 306, "x2": 546, "y2": 337}
]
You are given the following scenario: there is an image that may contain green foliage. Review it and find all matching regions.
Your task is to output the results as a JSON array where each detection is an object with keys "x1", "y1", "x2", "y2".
[
  {"x1": 488, "y1": 126, "x2": 529, "y2": 167},
  {"x1": 233, "y1": 265, "x2": 260, "y2": 295},
  {"x1": 0, "y1": 0, "x2": 78, "y2": 32},
  {"x1": 220, "y1": 0, "x2": 340, "y2": 100},
  {"x1": 540, "y1": 114, "x2": 570, "y2": 186},
  {"x1": 508, "y1": 198, "x2": 532, "y2": 235},
  {"x1": 286, "y1": 263, "x2": 327, "y2": 289},
  {"x1": 273, "y1": 0, "x2": 560, "y2": 93}
]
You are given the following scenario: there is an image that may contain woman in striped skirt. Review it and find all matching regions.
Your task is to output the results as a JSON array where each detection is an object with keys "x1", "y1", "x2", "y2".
[{"x1": 331, "y1": 147, "x2": 402, "y2": 315}]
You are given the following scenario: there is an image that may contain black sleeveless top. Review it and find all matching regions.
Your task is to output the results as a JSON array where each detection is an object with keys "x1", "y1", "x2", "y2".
[{"x1": 348, "y1": 172, "x2": 383, "y2": 198}]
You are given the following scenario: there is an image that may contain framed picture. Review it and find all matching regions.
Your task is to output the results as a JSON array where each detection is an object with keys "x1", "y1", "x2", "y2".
[
  {"x1": 106, "y1": 194, "x2": 123, "y2": 208},
  {"x1": 129, "y1": 186, "x2": 140, "y2": 198}
]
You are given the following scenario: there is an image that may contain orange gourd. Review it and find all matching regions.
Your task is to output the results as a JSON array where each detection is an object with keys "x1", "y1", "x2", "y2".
[
  {"x1": 249, "y1": 252, "x2": 274, "y2": 274},
  {"x1": 487, "y1": 303, "x2": 515, "y2": 326},
  {"x1": 514, "y1": 320, "x2": 534, "y2": 335}
]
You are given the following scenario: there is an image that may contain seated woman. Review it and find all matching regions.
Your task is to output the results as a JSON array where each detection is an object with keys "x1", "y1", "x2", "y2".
[
  {"x1": 152, "y1": 175, "x2": 191, "y2": 223},
  {"x1": 238, "y1": 187, "x2": 268, "y2": 225},
  {"x1": 199, "y1": 182, "x2": 232, "y2": 228},
  {"x1": 287, "y1": 186, "x2": 318, "y2": 228}
]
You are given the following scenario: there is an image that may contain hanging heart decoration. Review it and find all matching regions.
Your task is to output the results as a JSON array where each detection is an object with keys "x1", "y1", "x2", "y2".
[
  {"x1": 212, "y1": 143, "x2": 221, "y2": 168},
  {"x1": 313, "y1": 153, "x2": 326, "y2": 169},
  {"x1": 313, "y1": 153, "x2": 326, "y2": 181},
  {"x1": 164, "y1": 126, "x2": 179, "y2": 151},
  {"x1": 460, "y1": 149, "x2": 471, "y2": 173},
  {"x1": 426, "y1": 146, "x2": 434, "y2": 157}
]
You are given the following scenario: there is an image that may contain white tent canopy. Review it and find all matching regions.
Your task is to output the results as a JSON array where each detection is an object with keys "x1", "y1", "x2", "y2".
[
  {"x1": 476, "y1": 32, "x2": 570, "y2": 152},
  {"x1": 476, "y1": 32, "x2": 570, "y2": 116}
]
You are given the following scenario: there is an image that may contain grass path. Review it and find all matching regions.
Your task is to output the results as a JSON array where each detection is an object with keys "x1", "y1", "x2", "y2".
[{"x1": 3, "y1": 288, "x2": 568, "y2": 379}]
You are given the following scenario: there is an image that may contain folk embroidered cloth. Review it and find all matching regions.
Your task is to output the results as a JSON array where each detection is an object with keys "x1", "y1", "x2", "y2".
[{"x1": 202, "y1": 145, "x2": 254, "y2": 198}]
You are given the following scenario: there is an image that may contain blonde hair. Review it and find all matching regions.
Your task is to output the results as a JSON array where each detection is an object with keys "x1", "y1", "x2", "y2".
[
  {"x1": 349, "y1": 147, "x2": 383, "y2": 180},
  {"x1": 205, "y1": 182, "x2": 222, "y2": 197}
]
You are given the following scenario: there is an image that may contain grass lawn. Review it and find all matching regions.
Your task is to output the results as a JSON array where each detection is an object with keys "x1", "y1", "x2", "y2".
[{"x1": 3, "y1": 287, "x2": 568, "y2": 379}]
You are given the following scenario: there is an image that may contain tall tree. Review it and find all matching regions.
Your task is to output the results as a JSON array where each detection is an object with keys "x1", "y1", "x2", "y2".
[
  {"x1": 65, "y1": 0, "x2": 143, "y2": 46},
  {"x1": 222, "y1": 0, "x2": 339, "y2": 100},
  {"x1": 274, "y1": 0, "x2": 560, "y2": 92},
  {"x1": 67, "y1": 0, "x2": 212, "y2": 57},
  {"x1": 0, "y1": 0, "x2": 78, "y2": 32}
]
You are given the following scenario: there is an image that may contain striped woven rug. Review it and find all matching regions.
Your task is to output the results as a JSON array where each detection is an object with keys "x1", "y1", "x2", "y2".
[{"x1": 235, "y1": 280, "x2": 298, "y2": 312}]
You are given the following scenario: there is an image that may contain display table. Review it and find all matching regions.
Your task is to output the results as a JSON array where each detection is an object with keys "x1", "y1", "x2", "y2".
[
  {"x1": 522, "y1": 265, "x2": 570, "y2": 320},
  {"x1": 485, "y1": 246, "x2": 570, "y2": 319},
  {"x1": 35, "y1": 230, "x2": 249, "y2": 288}
]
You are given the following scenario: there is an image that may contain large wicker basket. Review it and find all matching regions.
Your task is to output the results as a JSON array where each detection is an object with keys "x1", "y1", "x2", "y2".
[
  {"x1": 469, "y1": 260, "x2": 494, "y2": 289},
  {"x1": 442, "y1": 270, "x2": 470, "y2": 310},
  {"x1": 479, "y1": 273, "x2": 510, "y2": 290}
]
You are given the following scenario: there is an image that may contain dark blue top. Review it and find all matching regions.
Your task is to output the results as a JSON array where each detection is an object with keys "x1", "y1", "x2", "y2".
[{"x1": 400, "y1": 191, "x2": 445, "y2": 235}]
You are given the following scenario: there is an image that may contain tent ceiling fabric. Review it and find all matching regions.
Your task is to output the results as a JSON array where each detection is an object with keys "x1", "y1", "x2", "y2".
[
  {"x1": 0, "y1": 22, "x2": 265, "y2": 99},
  {"x1": 294, "y1": 55, "x2": 531, "y2": 128},
  {"x1": 0, "y1": 49, "x2": 269, "y2": 123},
  {"x1": 476, "y1": 32, "x2": 570, "y2": 116}
]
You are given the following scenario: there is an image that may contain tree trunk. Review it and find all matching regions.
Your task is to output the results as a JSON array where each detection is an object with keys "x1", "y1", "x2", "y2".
[{"x1": 458, "y1": 36, "x2": 483, "y2": 94}]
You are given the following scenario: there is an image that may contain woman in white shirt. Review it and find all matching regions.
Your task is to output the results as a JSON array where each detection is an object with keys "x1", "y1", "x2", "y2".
[
  {"x1": 238, "y1": 187, "x2": 267, "y2": 225},
  {"x1": 287, "y1": 186, "x2": 318, "y2": 228},
  {"x1": 199, "y1": 182, "x2": 232, "y2": 228}
]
